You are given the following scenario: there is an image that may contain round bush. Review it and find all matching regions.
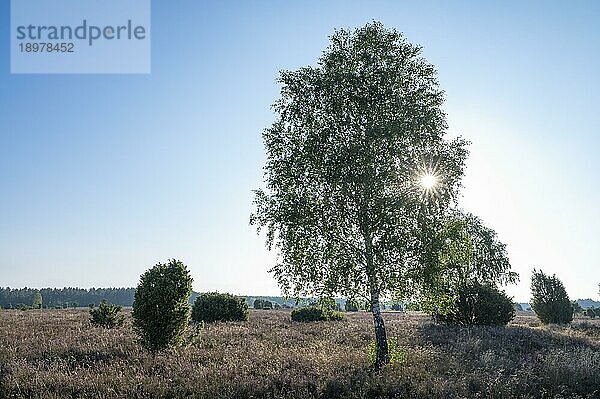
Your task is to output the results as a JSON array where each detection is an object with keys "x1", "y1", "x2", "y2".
[
  {"x1": 531, "y1": 269, "x2": 573, "y2": 324},
  {"x1": 192, "y1": 292, "x2": 248, "y2": 323},
  {"x1": 291, "y1": 306, "x2": 345, "y2": 322},
  {"x1": 436, "y1": 282, "x2": 515, "y2": 326},
  {"x1": 89, "y1": 299, "x2": 124, "y2": 328},
  {"x1": 253, "y1": 298, "x2": 264, "y2": 309},
  {"x1": 132, "y1": 259, "x2": 193, "y2": 352}
]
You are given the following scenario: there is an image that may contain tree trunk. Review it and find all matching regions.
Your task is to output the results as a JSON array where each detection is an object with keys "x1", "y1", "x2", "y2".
[
  {"x1": 363, "y1": 227, "x2": 390, "y2": 369},
  {"x1": 370, "y1": 287, "x2": 390, "y2": 369}
]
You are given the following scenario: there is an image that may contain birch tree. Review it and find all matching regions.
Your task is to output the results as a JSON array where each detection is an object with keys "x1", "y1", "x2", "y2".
[{"x1": 252, "y1": 22, "x2": 468, "y2": 368}]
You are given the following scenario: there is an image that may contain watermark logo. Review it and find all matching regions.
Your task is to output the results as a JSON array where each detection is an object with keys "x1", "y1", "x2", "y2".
[{"x1": 11, "y1": 0, "x2": 151, "y2": 74}]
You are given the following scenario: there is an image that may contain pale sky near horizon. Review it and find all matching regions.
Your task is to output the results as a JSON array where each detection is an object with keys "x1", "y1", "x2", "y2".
[{"x1": 1, "y1": 1, "x2": 599, "y2": 302}]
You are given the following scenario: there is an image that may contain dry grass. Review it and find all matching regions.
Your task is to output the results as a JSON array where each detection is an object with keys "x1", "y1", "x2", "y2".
[{"x1": 1, "y1": 309, "x2": 599, "y2": 398}]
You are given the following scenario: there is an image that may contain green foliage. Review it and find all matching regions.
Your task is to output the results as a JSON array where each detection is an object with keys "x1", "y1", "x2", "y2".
[
  {"x1": 434, "y1": 282, "x2": 515, "y2": 326},
  {"x1": 391, "y1": 303, "x2": 402, "y2": 311},
  {"x1": 420, "y1": 213, "x2": 517, "y2": 308},
  {"x1": 368, "y1": 337, "x2": 406, "y2": 366},
  {"x1": 530, "y1": 269, "x2": 573, "y2": 325},
  {"x1": 132, "y1": 259, "x2": 193, "y2": 352},
  {"x1": 571, "y1": 301, "x2": 583, "y2": 315},
  {"x1": 344, "y1": 299, "x2": 359, "y2": 312},
  {"x1": 0, "y1": 287, "x2": 136, "y2": 309},
  {"x1": 32, "y1": 292, "x2": 42, "y2": 309},
  {"x1": 262, "y1": 300, "x2": 273, "y2": 309},
  {"x1": 291, "y1": 306, "x2": 345, "y2": 322},
  {"x1": 585, "y1": 307, "x2": 599, "y2": 318},
  {"x1": 315, "y1": 297, "x2": 340, "y2": 312},
  {"x1": 251, "y1": 22, "x2": 469, "y2": 367},
  {"x1": 253, "y1": 299, "x2": 264, "y2": 309},
  {"x1": 191, "y1": 292, "x2": 248, "y2": 323},
  {"x1": 89, "y1": 299, "x2": 125, "y2": 328}
]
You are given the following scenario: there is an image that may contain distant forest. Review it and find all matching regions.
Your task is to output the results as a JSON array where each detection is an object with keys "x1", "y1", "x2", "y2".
[
  {"x1": 0, "y1": 287, "x2": 137, "y2": 309},
  {"x1": 0, "y1": 287, "x2": 307, "y2": 309},
  {"x1": 2, "y1": 287, "x2": 599, "y2": 310}
]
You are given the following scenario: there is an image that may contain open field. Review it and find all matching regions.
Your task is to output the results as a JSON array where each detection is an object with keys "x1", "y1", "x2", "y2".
[{"x1": 1, "y1": 309, "x2": 599, "y2": 398}]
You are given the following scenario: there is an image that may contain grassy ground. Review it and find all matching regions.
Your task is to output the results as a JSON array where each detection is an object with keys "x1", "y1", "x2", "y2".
[{"x1": 1, "y1": 309, "x2": 599, "y2": 398}]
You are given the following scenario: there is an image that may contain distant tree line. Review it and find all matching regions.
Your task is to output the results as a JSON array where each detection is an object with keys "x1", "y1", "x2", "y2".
[{"x1": 0, "y1": 287, "x2": 135, "y2": 309}]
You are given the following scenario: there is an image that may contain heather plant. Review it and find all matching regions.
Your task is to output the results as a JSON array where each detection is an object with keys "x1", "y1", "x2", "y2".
[
  {"x1": 132, "y1": 259, "x2": 193, "y2": 352},
  {"x1": 434, "y1": 282, "x2": 515, "y2": 326},
  {"x1": 191, "y1": 292, "x2": 248, "y2": 323},
  {"x1": 531, "y1": 269, "x2": 573, "y2": 324},
  {"x1": 89, "y1": 299, "x2": 125, "y2": 328}
]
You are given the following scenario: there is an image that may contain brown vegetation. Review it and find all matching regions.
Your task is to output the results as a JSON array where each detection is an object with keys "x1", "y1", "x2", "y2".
[{"x1": 1, "y1": 309, "x2": 599, "y2": 398}]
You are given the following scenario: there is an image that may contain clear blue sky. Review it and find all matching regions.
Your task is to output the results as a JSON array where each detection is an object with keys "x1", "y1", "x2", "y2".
[{"x1": 1, "y1": 1, "x2": 599, "y2": 302}]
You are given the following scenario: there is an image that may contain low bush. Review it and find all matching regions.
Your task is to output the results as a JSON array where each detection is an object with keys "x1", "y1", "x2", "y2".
[
  {"x1": 192, "y1": 292, "x2": 248, "y2": 323},
  {"x1": 291, "y1": 306, "x2": 345, "y2": 322},
  {"x1": 435, "y1": 282, "x2": 515, "y2": 326},
  {"x1": 262, "y1": 300, "x2": 273, "y2": 310},
  {"x1": 89, "y1": 299, "x2": 125, "y2": 328}
]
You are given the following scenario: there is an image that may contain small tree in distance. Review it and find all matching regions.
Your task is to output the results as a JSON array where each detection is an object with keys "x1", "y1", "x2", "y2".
[
  {"x1": 32, "y1": 291, "x2": 42, "y2": 309},
  {"x1": 132, "y1": 259, "x2": 193, "y2": 352},
  {"x1": 530, "y1": 269, "x2": 573, "y2": 324}
]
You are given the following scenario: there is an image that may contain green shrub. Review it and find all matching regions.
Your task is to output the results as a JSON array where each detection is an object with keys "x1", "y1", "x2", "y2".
[
  {"x1": 391, "y1": 303, "x2": 402, "y2": 311},
  {"x1": 89, "y1": 299, "x2": 125, "y2": 328},
  {"x1": 253, "y1": 299, "x2": 264, "y2": 309},
  {"x1": 435, "y1": 282, "x2": 515, "y2": 326},
  {"x1": 262, "y1": 300, "x2": 273, "y2": 309},
  {"x1": 291, "y1": 306, "x2": 345, "y2": 322},
  {"x1": 344, "y1": 299, "x2": 359, "y2": 312},
  {"x1": 132, "y1": 259, "x2": 193, "y2": 352},
  {"x1": 191, "y1": 292, "x2": 248, "y2": 323},
  {"x1": 531, "y1": 269, "x2": 573, "y2": 324}
]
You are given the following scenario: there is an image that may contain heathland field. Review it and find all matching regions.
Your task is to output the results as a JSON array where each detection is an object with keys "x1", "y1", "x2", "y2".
[{"x1": 1, "y1": 309, "x2": 599, "y2": 398}]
